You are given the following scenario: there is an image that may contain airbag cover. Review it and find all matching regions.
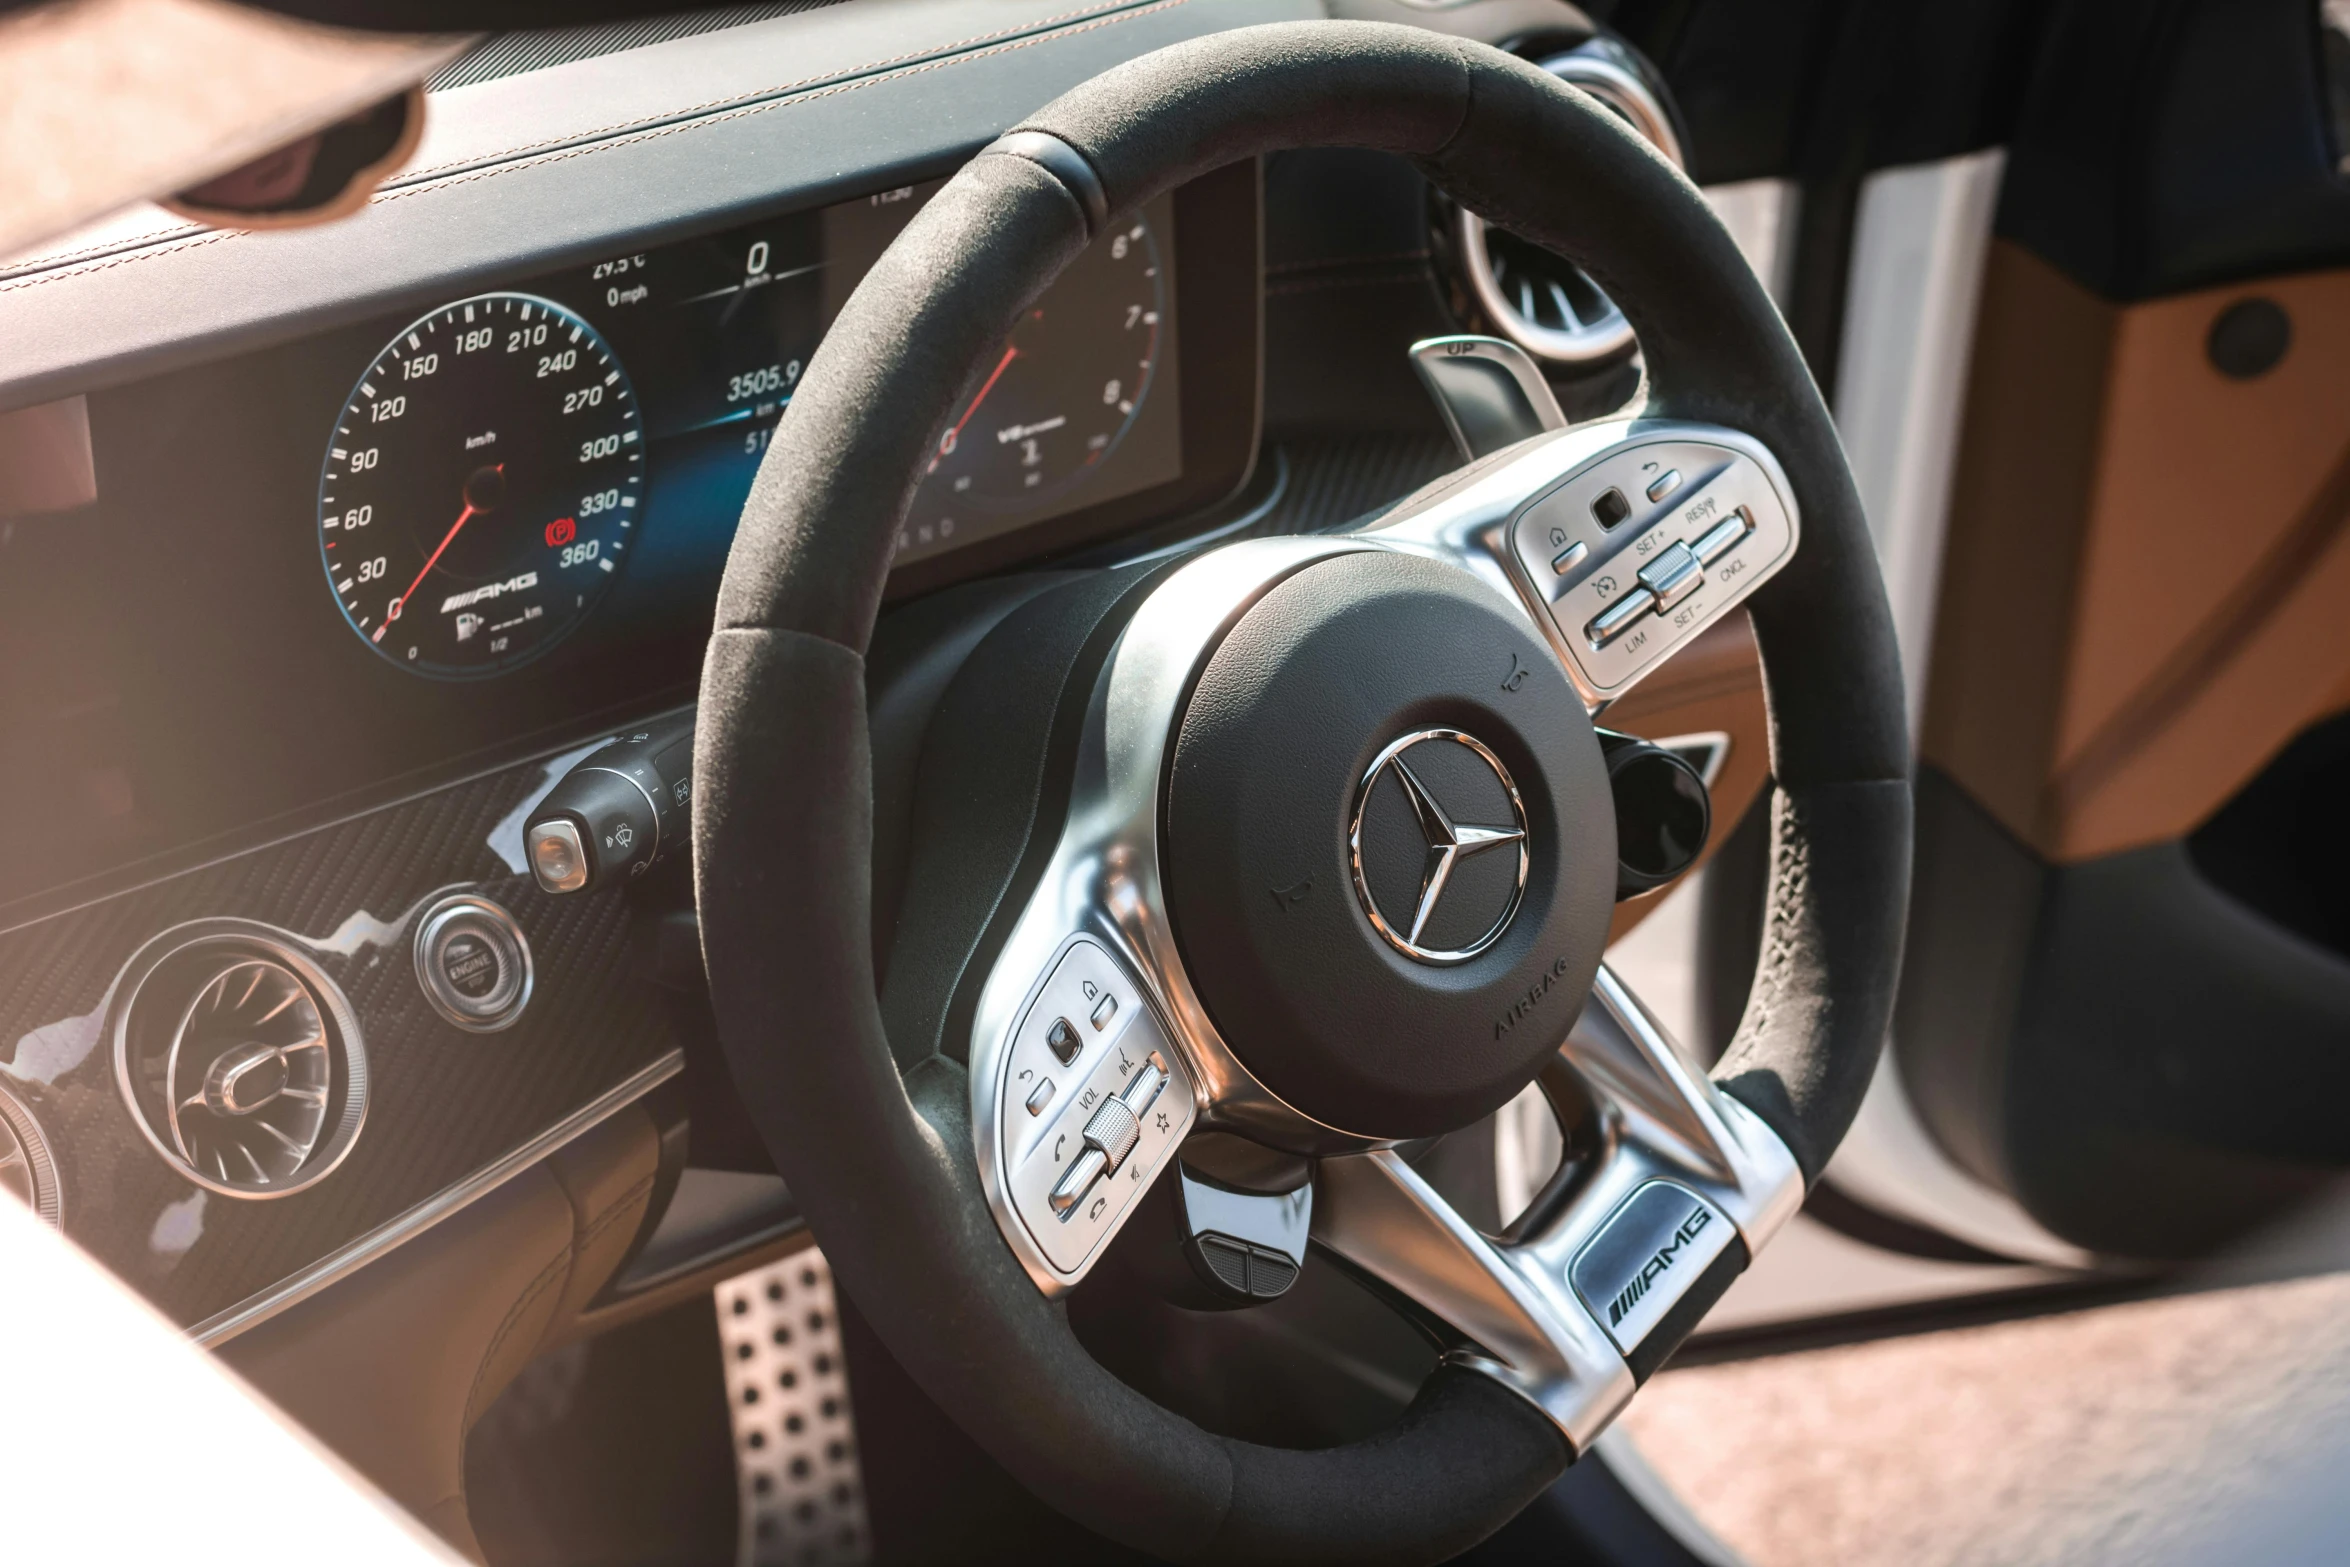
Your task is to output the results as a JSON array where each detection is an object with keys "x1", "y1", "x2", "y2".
[{"x1": 1164, "y1": 550, "x2": 1614, "y2": 1138}]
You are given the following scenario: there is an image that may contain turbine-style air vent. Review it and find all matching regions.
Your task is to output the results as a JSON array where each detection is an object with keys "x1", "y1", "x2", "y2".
[
  {"x1": 1444, "y1": 38, "x2": 1684, "y2": 369},
  {"x1": 112, "y1": 924, "x2": 367, "y2": 1199},
  {"x1": 0, "y1": 1084, "x2": 62, "y2": 1226}
]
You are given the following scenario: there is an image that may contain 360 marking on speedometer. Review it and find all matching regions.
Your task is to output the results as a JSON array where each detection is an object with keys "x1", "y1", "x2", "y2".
[{"x1": 317, "y1": 292, "x2": 645, "y2": 678}]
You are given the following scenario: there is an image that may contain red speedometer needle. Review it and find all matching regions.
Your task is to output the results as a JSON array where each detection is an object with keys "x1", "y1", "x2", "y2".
[
  {"x1": 376, "y1": 464, "x2": 502, "y2": 644},
  {"x1": 928, "y1": 345, "x2": 1018, "y2": 473}
]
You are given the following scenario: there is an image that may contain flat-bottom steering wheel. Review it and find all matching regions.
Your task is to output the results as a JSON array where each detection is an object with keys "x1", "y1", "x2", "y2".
[{"x1": 694, "y1": 22, "x2": 1911, "y2": 1565}]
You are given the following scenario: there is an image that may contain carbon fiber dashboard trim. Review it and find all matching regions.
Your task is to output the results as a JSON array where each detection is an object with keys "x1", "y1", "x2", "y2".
[
  {"x1": 191, "y1": 1050, "x2": 680, "y2": 1345},
  {"x1": 0, "y1": 745, "x2": 679, "y2": 1334}
]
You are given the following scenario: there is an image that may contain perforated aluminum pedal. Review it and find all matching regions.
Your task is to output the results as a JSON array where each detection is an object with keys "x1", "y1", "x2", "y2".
[{"x1": 715, "y1": 1248, "x2": 870, "y2": 1566}]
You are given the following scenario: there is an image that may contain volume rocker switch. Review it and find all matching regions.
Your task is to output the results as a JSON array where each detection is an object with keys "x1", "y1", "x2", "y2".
[
  {"x1": 1048, "y1": 1053, "x2": 1168, "y2": 1215},
  {"x1": 998, "y1": 937, "x2": 1197, "y2": 1282}
]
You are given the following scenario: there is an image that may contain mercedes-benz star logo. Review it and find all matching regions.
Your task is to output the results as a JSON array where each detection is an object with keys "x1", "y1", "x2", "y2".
[{"x1": 1348, "y1": 729, "x2": 1530, "y2": 965}]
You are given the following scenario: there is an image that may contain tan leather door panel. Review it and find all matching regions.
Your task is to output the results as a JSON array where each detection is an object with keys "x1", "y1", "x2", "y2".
[{"x1": 1930, "y1": 242, "x2": 2350, "y2": 860}]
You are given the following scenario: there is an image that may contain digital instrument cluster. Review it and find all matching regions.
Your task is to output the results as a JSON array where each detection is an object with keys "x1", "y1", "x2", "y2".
[
  {"x1": 315, "y1": 181, "x2": 1179, "y2": 678},
  {"x1": 0, "y1": 164, "x2": 1255, "y2": 914}
]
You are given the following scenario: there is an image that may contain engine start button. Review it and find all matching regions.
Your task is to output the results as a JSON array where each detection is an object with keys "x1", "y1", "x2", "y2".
[
  {"x1": 440, "y1": 931, "x2": 500, "y2": 998},
  {"x1": 413, "y1": 894, "x2": 533, "y2": 1032}
]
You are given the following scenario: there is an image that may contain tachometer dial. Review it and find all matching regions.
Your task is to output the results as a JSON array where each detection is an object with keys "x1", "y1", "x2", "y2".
[
  {"x1": 918, "y1": 214, "x2": 1164, "y2": 513},
  {"x1": 319, "y1": 293, "x2": 644, "y2": 677}
]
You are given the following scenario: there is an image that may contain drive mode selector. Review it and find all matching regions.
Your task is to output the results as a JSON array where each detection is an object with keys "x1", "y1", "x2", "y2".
[{"x1": 414, "y1": 894, "x2": 534, "y2": 1032}]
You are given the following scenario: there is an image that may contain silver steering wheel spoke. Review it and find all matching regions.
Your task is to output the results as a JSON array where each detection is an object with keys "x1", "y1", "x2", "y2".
[
  {"x1": 1313, "y1": 967, "x2": 1803, "y2": 1451},
  {"x1": 1363, "y1": 416, "x2": 1801, "y2": 707},
  {"x1": 968, "y1": 539, "x2": 1368, "y2": 1297},
  {"x1": 966, "y1": 420, "x2": 1802, "y2": 1302}
]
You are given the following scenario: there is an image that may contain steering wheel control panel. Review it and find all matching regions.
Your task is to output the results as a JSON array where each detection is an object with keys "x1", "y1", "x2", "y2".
[
  {"x1": 1505, "y1": 436, "x2": 1797, "y2": 701},
  {"x1": 995, "y1": 939, "x2": 1196, "y2": 1275}
]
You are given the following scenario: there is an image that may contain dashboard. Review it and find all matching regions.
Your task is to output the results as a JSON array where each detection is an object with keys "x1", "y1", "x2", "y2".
[
  {"x1": 0, "y1": 0, "x2": 1289, "y2": 1342},
  {"x1": 0, "y1": 19, "x2": 1787, "y2": 1537},
  {"x1": 0, "y1": 0, "x2": 1759, "y2": 1378},
  {"x1": 0, "y1": 6, "x2": 1808, "y2": 1552}
]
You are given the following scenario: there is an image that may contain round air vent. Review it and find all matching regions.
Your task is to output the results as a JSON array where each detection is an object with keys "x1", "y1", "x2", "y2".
[
  {"x1": 111, "y1": 923, "x2": 368, "y2": 1199},
  {"x1": 1445, "y1": 38, "x2": 1685, "y2": 369},
  {"x1": 0, "y1": 1084, "x2": 62, "y2": 1226}
]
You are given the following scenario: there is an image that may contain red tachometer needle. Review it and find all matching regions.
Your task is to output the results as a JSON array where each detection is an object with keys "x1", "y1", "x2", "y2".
[
  {"x1": 375, "y1": 464, "x2": 502, "y2": 644},
  {"x1": 928, "y1": 345, "x2": 1019, "y2": 473}
]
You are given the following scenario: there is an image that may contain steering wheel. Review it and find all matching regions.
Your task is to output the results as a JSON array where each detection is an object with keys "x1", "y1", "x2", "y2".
[{"x1": 693, "y1": 21, "x2": 1909, "y2": 1565}]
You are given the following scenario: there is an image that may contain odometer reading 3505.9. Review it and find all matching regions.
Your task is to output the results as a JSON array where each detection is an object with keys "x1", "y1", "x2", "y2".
[{"x1": 319, "y1": 292, "x2": 644, "y2": 677}]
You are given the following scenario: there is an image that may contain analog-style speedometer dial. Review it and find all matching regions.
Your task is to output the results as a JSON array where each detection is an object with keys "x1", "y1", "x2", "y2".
[{"x1": 319, "y1": 293, "x2": 644, "y2": 677}]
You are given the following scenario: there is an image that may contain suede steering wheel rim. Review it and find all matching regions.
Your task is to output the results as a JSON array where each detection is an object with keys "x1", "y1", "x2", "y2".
[{"x1": 693, "y1": 21, "x2": 1911, "y2": 1565}]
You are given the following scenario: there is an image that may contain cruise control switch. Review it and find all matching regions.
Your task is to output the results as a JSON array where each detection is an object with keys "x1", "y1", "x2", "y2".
[
  {"x1": 1501, "y1": 433, "x2": 1798, "y2": 701},
  {"x1": 525, "y1": 712, "x2": 694, "y2": 894}
]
